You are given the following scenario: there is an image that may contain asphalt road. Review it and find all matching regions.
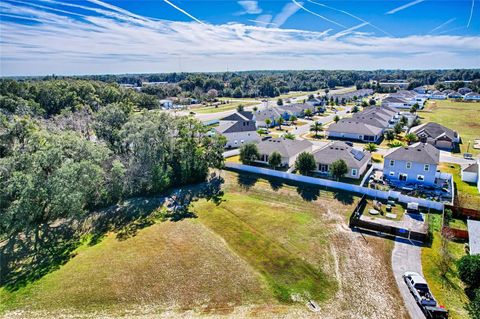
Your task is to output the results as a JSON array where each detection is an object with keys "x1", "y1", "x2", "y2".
[{"x1": 391, "y1": 214, "x2": 427, "y2": 319}]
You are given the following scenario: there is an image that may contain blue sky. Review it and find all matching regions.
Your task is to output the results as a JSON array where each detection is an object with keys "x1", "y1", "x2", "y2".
[{"x1": 0, "y1": 0, "x2": 479, "y2": 75}]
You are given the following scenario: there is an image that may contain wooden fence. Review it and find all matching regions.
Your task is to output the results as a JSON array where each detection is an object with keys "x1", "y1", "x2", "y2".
[{"x1": 442, "y1": 226, "x2": 469, "y2": 241}]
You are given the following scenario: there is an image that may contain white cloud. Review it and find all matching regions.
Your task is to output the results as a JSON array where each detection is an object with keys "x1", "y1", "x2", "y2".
[
  {"x1": 238, "y1": 1, "x2": 262, "y2": 15},
  {"x1": 0, "y1": 1, "x2": 479, "y2": 76},
  {"x1": 272, "y1": 2, "x2": 302, "y2": 27}
]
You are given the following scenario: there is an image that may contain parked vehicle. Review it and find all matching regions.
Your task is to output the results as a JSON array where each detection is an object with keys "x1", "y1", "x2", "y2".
[{"x1": 403, "y1": 272, "x2": 448, "y2": 319}]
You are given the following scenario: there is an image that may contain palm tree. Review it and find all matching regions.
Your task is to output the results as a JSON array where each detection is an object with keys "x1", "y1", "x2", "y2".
[
  {"x1": 404, "y1": 133, "x2": 418, "y2": 144},
  {"x1": 364, "y1": 143, "x2": 378, "y2": 152},
  {"x1": 333, "y1": 115, "x2": 340, "y2": 123},
  {"x1": 265, "y1": 118, "x2": 272, "y2": 128},
  {"x1": 385, "y1": 130, "x2": 395, "y2": 141},
  {"x1": 277, "y1": 116, "x2": 284, "y2": 130},
  {"x1": 310, "y1": 122, "x2": 323, "y2": 138},
  {"x1": 304, "y1": 109, "x2": 313, "y2": 118},
  {"x1": 289, "y1": 115, "x2": 297, "y2": 124}
]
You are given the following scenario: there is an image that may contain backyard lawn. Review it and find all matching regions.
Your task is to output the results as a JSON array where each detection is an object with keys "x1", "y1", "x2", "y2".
[
  {"x1": 438, "y1": 162, "x2": 480, "y2": 209},
  {"x1": 0, "y1": 171, "x2": 408, "y2": 319},
  {"x1": 419, "y1": 100, "x2": 480, "y2": 155},
  {"x1": 422, "y1": 214, "x2": 469, "y2": 319}
]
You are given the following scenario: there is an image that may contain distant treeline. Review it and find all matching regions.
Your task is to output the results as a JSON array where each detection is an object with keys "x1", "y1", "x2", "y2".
[
  {"x1": 0, "y1": 79, "x2": 225, "y2": 238},
  {"x1": 8, "y1": 69, "x2": 479, "y2": 99}
]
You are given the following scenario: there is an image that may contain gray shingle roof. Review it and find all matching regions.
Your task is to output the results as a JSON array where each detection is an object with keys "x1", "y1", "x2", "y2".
[
  {"x1": 313, "y1": 141, "x2": 371, "y2": 169},
  {"x1": 220, "y1": 111, "x2": 254, "y2": 121},
  {"x1": 409, "y1": 122, "x2": 457, "y2": 141},
  {"x1": 384, "y1": 142, "x2": 439, "y2": 165},
  {"x1": 215, "y1": 120, "x2": 257, "y2": 134},
  {"x1": 463, "y1": 163, "x2": 479, "y2": 173},
  {"x1": 327, "y1": 120, "x2": 383, "y2": 135},
  {"x1": 257, "y1": 138, "x2": 312, "y2": 158}
]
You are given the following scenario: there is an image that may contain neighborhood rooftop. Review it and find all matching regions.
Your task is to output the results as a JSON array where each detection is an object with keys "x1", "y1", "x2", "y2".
[
  {"x1": 384, "y1": 142, "x2": 440, "y2": 165},
  {"x1": 313, "y1": 141, "x2": 370, "y2": 169},
  {"x1": 257, "y1": 138, "x2": 312, "y2": 158}
]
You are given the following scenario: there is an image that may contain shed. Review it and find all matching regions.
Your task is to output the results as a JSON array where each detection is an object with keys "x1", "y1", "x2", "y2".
[{"x1": 467, "y1": 220, "x2": 480, "y2": 255}]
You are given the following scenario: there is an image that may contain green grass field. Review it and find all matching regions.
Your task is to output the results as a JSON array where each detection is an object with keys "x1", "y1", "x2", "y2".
[
  {"x1": 0, "y1": 171, "x2": 407, "y2": 318},
  {"x1": 422, "y1": 214, "x2": 469, "y2": 319},
  {"x1": 419, "y1": 100, "x2": 480, "y2": 155},
  {"x1": 193, "y1": 100, "x2": 258, "y2": 114}
]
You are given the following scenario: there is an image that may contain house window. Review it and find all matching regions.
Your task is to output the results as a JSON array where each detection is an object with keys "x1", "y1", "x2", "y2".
[
  {"x1": 406, "y1": 162, "x2": 412, "y2": 169},
  {"x1": 424, "y1": 164, "x2": 429, "y2": 171},
  {"x1": 319, "y1": 164, "x2": 328, "y2": 172},
  {"x1": 389, "y1": 171, "x2": 395, "y2": 176},
  {"x1": 240, "y1": 140, "x2": 245, "y2": 144},
  {"x1": 389, "y1": 160, "x2": 395, "y2": 166},
  {"x1": 234, "y1": 140, "x2": 238, "y2": 145},
  {"x1": 417, "y1": 175, "x2": 424, "y2": 181},
  {"x1": 351, "y1": 169, "x2": 357, "y2": 177},
  {"x1": 399, "y1": 173, "x2": 408, "y2": 181}
]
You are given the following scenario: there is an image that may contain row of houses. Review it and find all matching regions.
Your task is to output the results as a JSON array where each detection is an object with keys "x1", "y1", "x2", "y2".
[
  {"x1": 255, "y1": 138, "x2": 371, "y2": 179},
  {"x1": 413, "y1": 86, "x2": 480, "y2": 100},
  {"x1": 381, "y1": 90, "x2": 427, "y2": 109},
  {"x1": 326, "y1": 105, "x2": 408, "y2": 143},
  {"x1": 329, "y1": 88, "x2": 374, "y2": 101}
]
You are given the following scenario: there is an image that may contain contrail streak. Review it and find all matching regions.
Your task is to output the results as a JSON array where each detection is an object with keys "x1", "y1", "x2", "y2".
[
  {"x1": 386, "y1": 0, "x2": 424, "y2": 15},
  {"x1": 307, "y1": 0, "x2": 392, "y2": 36},
  {"x1": 467, "y1": 0, "x2": 475, "y2": 28},
  {"x1": 428, "y1": 18, "x2": 456, "y2": 34},
  {"x1": 163, "y1": 0, "x2": 205, "y2": 25},
  {"x1": 291, "y1": 0, "x2": 346, "y2": 28}
]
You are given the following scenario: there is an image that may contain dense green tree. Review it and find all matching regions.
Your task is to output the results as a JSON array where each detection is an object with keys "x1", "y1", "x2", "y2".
[
  {"x1": 295, "y1": 152, "x2": 316, "y2": 175},
  {"x1": 239, "y1": 143, "x2": 259, "y2": 165},
  {"x1": 268, "y1": 151, "x2": 282, "y2": 169},
  {"x1": 458, "y1": 255, "x2": 480, "y2": 289},
  {"x1": 330, "y1": 159, "x2": 348, "y2": 180}
]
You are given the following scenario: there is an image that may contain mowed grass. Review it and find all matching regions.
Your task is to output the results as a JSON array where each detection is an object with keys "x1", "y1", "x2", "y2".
[
  {"x1": 421, "y1": 214, "x2": 469, "y2": 319},
  {"x1": 192, "y1": 173, "x2": 347, "y2": 303},
  {"x1": 0, "y1": 171, "x2": 359, "y2": 317},
  {"x1": 419, "y1": 100, "x2": 480, "y2": 155},
  {"x1": 0, "y1": 220, "x2": 271, "y2": 314},
  {"x1": 438, "y1": 162, "x2": 480, "y2": 209}
]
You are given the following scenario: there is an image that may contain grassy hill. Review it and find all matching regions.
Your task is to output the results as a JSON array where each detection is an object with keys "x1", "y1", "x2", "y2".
[{"x1": 0, "y1": 171, "x2": 407, "y2": 318}]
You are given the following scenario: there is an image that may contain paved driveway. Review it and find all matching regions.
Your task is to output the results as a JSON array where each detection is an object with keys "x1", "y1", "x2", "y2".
[{"x1": 391, "y1": 214, "x2": 427, "y2": 319}]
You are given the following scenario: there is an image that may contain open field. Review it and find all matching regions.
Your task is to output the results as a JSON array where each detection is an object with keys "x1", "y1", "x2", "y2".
[
  {"x1": 421, "y1": 214, "x2": 469, "y2": 319},
  {"x1": 1, "y1": 171, "x2": 408, "y2": 319},
  {"x1": 193, "y1": 100, "x2": 258, "y2": 114},
  {"x1": 419, "y1": 100, "x2": 480, "y2": 155},
  {"x1": 438, "y1": 162, "x2": 480, "y2": 209}
]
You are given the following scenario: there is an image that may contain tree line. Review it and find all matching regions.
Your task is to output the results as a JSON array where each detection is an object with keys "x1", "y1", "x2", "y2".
[
  {"x1": 0, "y1": 79, "x2": 226, "y2": 240},
  {"x1": 9, "y1": 69, "x2": 479, "y2": 101}
]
